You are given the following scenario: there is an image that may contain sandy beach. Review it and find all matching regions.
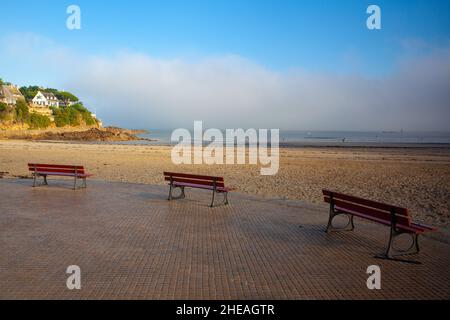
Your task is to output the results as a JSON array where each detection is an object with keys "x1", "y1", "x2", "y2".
[{"x1": 0, "y1": 139, "x2": 449, "y2": 227}]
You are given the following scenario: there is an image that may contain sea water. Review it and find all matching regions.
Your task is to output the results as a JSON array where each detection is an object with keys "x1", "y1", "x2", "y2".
[{"x1": 130, "y1": 130, "x2": 450, "y2": 146}]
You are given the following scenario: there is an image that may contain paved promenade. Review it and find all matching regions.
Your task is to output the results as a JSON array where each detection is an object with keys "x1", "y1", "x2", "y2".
[{"x1": 0, "y1": 178, "x2": 449, "y2": 299}]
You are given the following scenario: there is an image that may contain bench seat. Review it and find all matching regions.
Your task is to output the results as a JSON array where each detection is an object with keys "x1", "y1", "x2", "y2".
[
  {"x1": 34, "y1": 171, "x2": 93, "y2": 178},
  {"x1": 173, "y1": 181, "x2": 230, "y2": 193},
  {"x1": 335, "y1": 205, "x2": 435, "y2": 234}
]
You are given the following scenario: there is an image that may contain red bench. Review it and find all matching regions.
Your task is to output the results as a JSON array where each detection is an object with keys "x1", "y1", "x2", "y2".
[
  {"x1": 28, "y1": 163, "x2": 93, "y2": 189},
  {"x1": 164, "y1": 172, "x2": 231, "y2": 207},
  {"x1": 322, "y1": 189, "x2": 437, "y2": 259}
]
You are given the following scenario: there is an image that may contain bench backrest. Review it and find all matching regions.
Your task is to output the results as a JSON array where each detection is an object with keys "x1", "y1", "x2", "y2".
[
  {"x1": 322, "y1": 189, "x2": 411, "y2": 227},
  {"x1": 28, "y1": 163, "x2": 86, "y2": 175},
  {"x1": 163, "y1": 172, "x2": 225, "y2": 188}
]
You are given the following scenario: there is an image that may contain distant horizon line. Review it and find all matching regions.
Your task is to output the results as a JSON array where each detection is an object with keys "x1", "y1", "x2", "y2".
[{"x1": 119, "y1": 127, "x2": 450, "y2": 134}]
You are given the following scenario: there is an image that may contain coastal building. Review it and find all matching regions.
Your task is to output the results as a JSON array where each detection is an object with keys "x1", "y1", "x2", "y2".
[
  {"x1": 0, "y1": 84, "x2": 25, "y2": 105},
  {"x1": 32, "y1": 91, "x2": 59, "y2": 107},
  {"x1": 58, "y1": 100, "x2": 76, "y2": 107}
]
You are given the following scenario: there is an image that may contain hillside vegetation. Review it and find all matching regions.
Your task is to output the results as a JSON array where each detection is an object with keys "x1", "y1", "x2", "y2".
[{"x1": 0, "y1": 79, "x2": 98, "y2": 130}]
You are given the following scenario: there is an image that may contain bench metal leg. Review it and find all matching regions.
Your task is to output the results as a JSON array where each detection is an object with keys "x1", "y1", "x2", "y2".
[
  {"x1": 72, "y1": 176, "x2": 88, "y2": 190},
  {"x1": 210, "y1": 189, "x2": 216, "y2": 207},
  {"x1": 80, "y1": 178, "x2": 87, "y2": 188},
  {"x1": 386, "y1": 228, "x2": 395, "y2": 258},
  {"x1": 210, "y1": 191, "x2": 229, "y2": 208},
  {"x1": 32, "y1": 173, "x2": 87, "y2": 190},
  {"x1": 415, "y1": 234, "x2": 420, "y2": 253},
  {"x1": 168, "y1": 183, "x2": 173, "y2": 200},
  {"x1": 168, "y1": 185, "x2": 185, "y2": 200},
  {"x1": 32, "y1": 174, "x2": 48, "y2": 187},
  {"x1": 179, "y1": 186, "x2": 185, "y2": 199},
  {"x1": 326, "y1": 207, "x2": 355, "y2": 233},
  {"x1": 219, "y1": 192, "x2": 229, "y2": 206},
  {"x1": 167, "y1": 183, "x2": 227, "y2": 207},
  {"x1": 385, "y1": 228, "x2": 420, "y2": 259}
]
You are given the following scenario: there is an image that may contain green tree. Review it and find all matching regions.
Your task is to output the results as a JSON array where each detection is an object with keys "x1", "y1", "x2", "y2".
[
  {"x1": 15, "y1": 99, "x2": 29, "y2": 124},
  {"x1": 0, "y1": 78, "x2": 10, "y2": 85},
  {"x1": 68, "y1": 108, "x2": 81, "y2": 126},
  {"x1": 52, "y1": 103, "x2": 96, "y2": 127},
  {"x1": 19, "y1": 86, "x2": 40, "y2": 101},
  {"x1": 29, "y1": 113, "x2": 51, "y2": 129},
  {"x1": 0, "y1": 102, "x2": 7, "y2": 112},
  {"x1": 56, "y1": 91, "x2": 79, "y2": 102},
  {"x1": 53, "y1": 108, "x2": 70, "y2": 127},
  {"x1": 0, "y1": 102, "x2": 11, "y2": 121}
]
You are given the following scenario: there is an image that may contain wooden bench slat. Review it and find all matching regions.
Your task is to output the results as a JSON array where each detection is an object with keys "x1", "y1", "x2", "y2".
[
  {"x1": 335, "y1": 205, "x2": 392, "y2": 225},
  {"x1": 28, "y1": 168, "x2": 86, "y2": 174},
  {"x1": 325, "y1": 197, "x2": 412, "y2": 227},
  {"x1": 164, "y1": 176, "x2": 225, "y2": 188},
  {"x1": 410, "y1": 222, "x2": 437, "y2": 232},
  {"x1": 335, "y1": 205, "x2": 414, "y2": 230},
  {"x1": 28, "y1": 163, "x2": 84, "y2": 170},
  {"x1": 164, "y1": 171, "x2": 224, "y2": 182},
  {"x1": 28, "y1": 163, "x2": 88, "y2": 176},
  {"x1": 337, "y1": 206, "x2": 432, "y2": 234},
  {"x1": 323, "y1": 189, "x2": 408, "y2": 215}
]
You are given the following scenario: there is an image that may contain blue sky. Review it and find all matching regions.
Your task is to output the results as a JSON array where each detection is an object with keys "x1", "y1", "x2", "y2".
[
  {"x1": 2, "y1": 0, "x2": 449, "y2": 76},
  {"x1": 1, "y1": 0, "x2": 449, "y2": 130}
]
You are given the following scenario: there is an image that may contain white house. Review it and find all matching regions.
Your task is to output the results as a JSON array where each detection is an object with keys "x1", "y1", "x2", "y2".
[{"x1": 32, "y1": 91, "x2": 59, "y2": 107}]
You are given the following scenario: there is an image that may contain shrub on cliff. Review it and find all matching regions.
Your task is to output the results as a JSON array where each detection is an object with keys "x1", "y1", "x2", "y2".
[
  {"x1": 15, "y1": 99, "x2": 30, "y2": 124},
  {"x1": 0, "y1": 102, "x2": 7, "y2": 113},
  {"x1": 56, "y1": 91, "x2": 79, "y2": 102},
  {"x1": 71, "y1": 103, "x2": 96, "y2": 125},
  {"x1": 53, "y1": 107, "x2": 71, "y2": 127},
  {"x1": 52, "y1": 103, "x2": 95, "y2": 127},
  {"x1": 29, "y1": 113, "x2": 51, "y2": 129},
  {"x1": 0, "y1": 102, "x2": 13, "y2": 121}
]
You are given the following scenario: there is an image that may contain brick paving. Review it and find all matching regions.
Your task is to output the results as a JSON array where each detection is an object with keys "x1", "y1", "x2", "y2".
[{"x1": 0, "y1": 178, "x2": 449, "y2": 299}]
